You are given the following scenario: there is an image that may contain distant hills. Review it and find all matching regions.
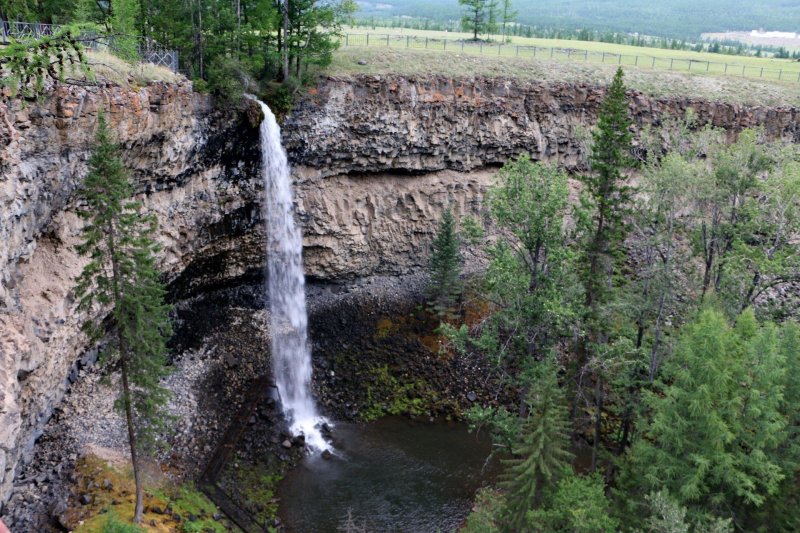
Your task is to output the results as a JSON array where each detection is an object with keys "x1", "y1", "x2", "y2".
[{"x1": 354, "y1": 0, "x2": 800, "y2": 39}]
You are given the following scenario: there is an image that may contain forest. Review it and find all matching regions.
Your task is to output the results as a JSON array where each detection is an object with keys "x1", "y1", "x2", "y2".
[
  {"x1": 0, "y1": 0, "x2": 356, "y2": 98},
  {"x1": 356, "y1": 0, "x2": 800, "y2": 39},
  {"x1": 428, "y1": 69, "x2": 800, "y2": 532},
  {"x1": 2, "y1": 1, "x2": 799, "y2": 532}
]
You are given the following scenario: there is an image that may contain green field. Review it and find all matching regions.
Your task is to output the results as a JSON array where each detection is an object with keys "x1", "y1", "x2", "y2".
[
  {"x1": 339, "y1": 27, "x2": 800, "y2": 84},
  {"x1": 327, "y1": 47, "x2": 800, "y2": 107}
]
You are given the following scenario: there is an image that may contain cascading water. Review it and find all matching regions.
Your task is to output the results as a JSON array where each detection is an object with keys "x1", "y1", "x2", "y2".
[{"x1": 254, "y1": 98, "x2": 329, "y2": 451}]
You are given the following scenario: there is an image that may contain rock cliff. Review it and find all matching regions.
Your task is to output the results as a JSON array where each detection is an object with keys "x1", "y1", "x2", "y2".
[{"x1": 1, "y1": 74, "x2": 798, "y2": 508}]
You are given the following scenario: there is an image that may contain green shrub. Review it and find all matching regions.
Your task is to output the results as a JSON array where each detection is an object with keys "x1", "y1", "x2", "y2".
[
  {"x1": 101, "y1": 513, "x2": 144, "y2": 533},
  {"x1": 207, "y1": 57, "x2": 246, "y2": 105}
]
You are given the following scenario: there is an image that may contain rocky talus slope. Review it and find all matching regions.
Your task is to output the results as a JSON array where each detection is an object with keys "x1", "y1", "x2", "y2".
[{"x1": 1, "y1": 74, "x2": 798, "y2": 510}]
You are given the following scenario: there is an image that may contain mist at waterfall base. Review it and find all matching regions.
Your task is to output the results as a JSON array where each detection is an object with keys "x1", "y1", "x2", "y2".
[{"x1": 255, "y1": 98, "x2": 329, "y2": 451}]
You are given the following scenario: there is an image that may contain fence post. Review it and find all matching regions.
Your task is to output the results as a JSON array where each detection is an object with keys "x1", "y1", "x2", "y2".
[
  {"x1": 760, "y1": 67, "x2": 763, "y2": 77},
  {"x1": 688, "y1": 61, "x2": 692, "y2": 71},
  {"x1": 407, "y1": 35, "x2": 410, "y2": 48},
  {"x1": 550, "y1": 47, "x2": 553, "y2": 58},
  {"x1": 742, "y1": 65, "x2": 746, "y2": 76},
  {"x1": 345, "y1": 33, "x2": 349, "y2": 46},
  {"x1": 618, "y1": 54, "x2": 621, "y2": 65},
  {"x1": 602, "y1": 52, "x2": 605, "y2": 62},
  {"x1": 670, "y1": 58, "x2": 674, "y2": 69},
  {"x1": 425, "y1": 37, "x2": 428, "y2": 48},
  {"x1": 498, "y1": 43, "x2": 501, "y2": 55},
  {"x1": 480, "y1": 42, "x2": 483, "y2": 54},
  {"x1": 706, "y1": 61, "x2": 710, "y2": 71},
  {"x1": 778, "y1": 70, "x2": 782, "y2": 80},
  {"x1": 585, "y1": 51, "x2": 588, "y2": 61},
  {"x1": 516, "y1": 45, "x2": 519, "y2": 57},
  {"x1": 386, "y1": 34, "x2": 389, "y2": 46},
  {"x1": 533, "y1": 47, "x2": 536, "y2": 57},
  {"x1": 568, "y1": 49, "x2": 571, "y2": 59},
  {"x1": 724, "y1": 63, "x2": 728, "y2": 74},
  {"x1": 443, "y1": 39, "x2": 446, "y2": 51},
  {"x1": 635, "y1": 55, "x2": 639, "y2": 66},
  {"x1": 651, "y1": 57, "x2": 655, "y2": 68},
  {"x1": 366, "y1": 33, "x2": 369, "y2": 46},
  {"x1": 461, "y1": 40, "x2": 464, "y2": 52}
]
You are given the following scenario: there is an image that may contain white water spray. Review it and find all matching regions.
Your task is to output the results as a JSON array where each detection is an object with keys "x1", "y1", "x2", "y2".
[{"x1": 254, "y1": 98, "x2": 329, "y2": 451}]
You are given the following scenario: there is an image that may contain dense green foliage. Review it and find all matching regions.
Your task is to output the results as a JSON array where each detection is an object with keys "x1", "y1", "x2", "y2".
[
  {"x1": 0, "y1": 28, "x2": 87, "y2": 97},
  {"x1": 353, "y1": 0, "x2": 800, "y2": 39},
  {"x1": 4, "y1": 0, "x2": 355, "y2": 97},
  {"x1": 427, "y1": 208, "x2": 463, "y2": 319},
  {"x1": 499, "y1": 360, "x2": 573, "y2": 531},
  {"x1": 75, "y1": 114, "x2": 172, "y2": 522},
  {"x1": 447, "y1": 68, "x2": 800, "y2": 531}
]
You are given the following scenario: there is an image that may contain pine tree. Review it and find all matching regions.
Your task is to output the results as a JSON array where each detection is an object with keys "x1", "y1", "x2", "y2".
[
  {"x1": 500, "y1": 0, "x2": 517, "y2": 43},
  {"x1": 500, "y1": 361, "x2": 573, "y2": 532},
  {"x1": 575, "y1": 66, "x2": 633, "y2": 473},
  {"x1": 580, "y1": 66, "x2": 634, "y2": 318},
  {"x1": 428, "y1": 208, "x2": 462, "y2": 320},
  {"x1": 459, "y1": 0, "x2": 489, "y2": 40},
  {"x1": 74, "y1": 113, "x2": 172, "y2": 524}
]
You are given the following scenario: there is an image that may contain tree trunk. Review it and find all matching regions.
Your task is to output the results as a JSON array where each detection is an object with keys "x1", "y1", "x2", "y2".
[
  {"x1": 120, "y1": 357, "x2": 144, "y2": 522},
  {"x1": 591, "y1": 376, "x2": 603, "y2": 472},
  {"x1": 282, "y1": 0, "x2": 289, "y2": 81},
  {"x1": 107, "y1": 224, "x2": 145, "y2": 523}
]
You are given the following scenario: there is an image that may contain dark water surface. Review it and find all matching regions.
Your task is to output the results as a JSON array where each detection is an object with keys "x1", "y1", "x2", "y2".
[{"x1": 277, "y1": 417, "x2": 496, "y2": 532}]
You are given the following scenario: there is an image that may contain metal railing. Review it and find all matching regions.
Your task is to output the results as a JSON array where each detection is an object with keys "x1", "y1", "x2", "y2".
[
  {"x1": 340, "y1": 33, "x2": 800, "y2": 83},
  {"x1": 1, "y1": 20, "x2": 179, "y2": 72}
]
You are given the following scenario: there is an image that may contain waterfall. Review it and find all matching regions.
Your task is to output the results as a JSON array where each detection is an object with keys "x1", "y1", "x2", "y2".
[{"x1": 254, "y1": 98, "x2": 328, "y2": 451}]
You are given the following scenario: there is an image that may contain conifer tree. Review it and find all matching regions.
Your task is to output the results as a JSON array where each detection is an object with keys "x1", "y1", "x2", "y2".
[
  {"x1": 629, "y1": 308, "x2": 788, "y2": 523},
  {"x1": 580, "y1": 66, "x2": 634, "y2": 318},
  {"x1": 575, "y1": 66, "x2": 633, "y2": 472},
  {"x1": 428, "y1": 208, "x2": 462, "y2": 319},
  {"x1": 74, "y1": 113, "x2": 172, "y2": 524},
  {"x1": 500, "y1": 360, "x2": 573, "y2": 532}
]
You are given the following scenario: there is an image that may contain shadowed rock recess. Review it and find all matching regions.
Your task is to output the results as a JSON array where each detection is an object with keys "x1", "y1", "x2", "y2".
[{"x1": 1, "y1": 74, "x2": 798, "y2": 509}]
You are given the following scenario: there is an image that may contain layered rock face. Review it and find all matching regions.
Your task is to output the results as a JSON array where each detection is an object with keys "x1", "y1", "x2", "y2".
[
  {"x1": 1, "y1": 74, "x2": 798, "y2": 507},
  {"x1": 0, "y1": 83, "x2": 262, "y2": 504},
  {"x1": 285, "y1": 75, "x2": 800, "y2": 277}
]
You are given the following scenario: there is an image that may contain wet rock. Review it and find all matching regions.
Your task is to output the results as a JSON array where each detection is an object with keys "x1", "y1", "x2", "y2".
[
  {"x1": 321, "y1": 450, "x2": 333, "y2": 460},
  {"x1": 281, "y1": 440, "x2": 292, "y2": 449},
  {"x1": 467, "y1": 391, "x2": 478, "y2": 402},
  {"x1": 79, "y1": 494, "x2": 92, "y2": 505}
]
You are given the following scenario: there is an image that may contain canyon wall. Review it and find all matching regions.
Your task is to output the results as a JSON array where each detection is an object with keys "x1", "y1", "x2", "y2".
[{"x1": 1, "y1": 74, "x2": 798, "y2": 506}]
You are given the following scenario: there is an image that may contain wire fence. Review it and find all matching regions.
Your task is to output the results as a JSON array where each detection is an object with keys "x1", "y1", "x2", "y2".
[
  {"x1": 1, "y1": 20, "x2": 180, "y2": 72},
  {"x1": 340, "y1": 33, "x2": 800, "y2": 83}
]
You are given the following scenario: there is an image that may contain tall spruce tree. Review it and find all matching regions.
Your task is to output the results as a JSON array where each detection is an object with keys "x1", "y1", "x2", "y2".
[
  {"x1": 580, "y1": 66, "x2": 634, "y2": 318},
  {"x1": 74, "y1": 113, "x2": 172, "y2": 524},
  {"x1": 575, "y1": 66, "x2": 633, "y2": 472}
]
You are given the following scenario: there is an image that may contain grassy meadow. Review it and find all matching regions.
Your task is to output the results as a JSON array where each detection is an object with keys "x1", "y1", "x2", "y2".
[
  {"x1": 328, "y1": 47, "x2": 800, "y2": 107},
  {"x1": 338, "y1": 26, "x2": 800, "y2": 84}
]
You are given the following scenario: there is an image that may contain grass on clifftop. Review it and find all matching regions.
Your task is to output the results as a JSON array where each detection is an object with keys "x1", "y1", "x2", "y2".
[
  {"x1": 327, "y1": 47, "x2": 800, "y2": 107},
  {"x1": 66, "y1": 50, "x2": 182, "y2": 88}
]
